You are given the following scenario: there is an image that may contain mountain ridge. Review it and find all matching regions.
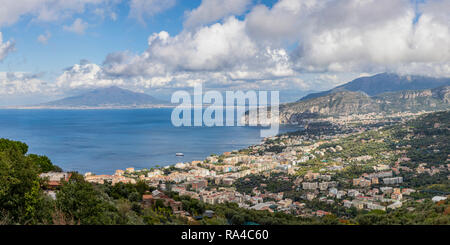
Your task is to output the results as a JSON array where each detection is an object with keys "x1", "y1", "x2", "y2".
[
  {"x1": 300, "y1": 73, "x2": 450, "y2": 101},
  {"x1": 278, "y1": 85, "x2": 450, "y2": 124}
]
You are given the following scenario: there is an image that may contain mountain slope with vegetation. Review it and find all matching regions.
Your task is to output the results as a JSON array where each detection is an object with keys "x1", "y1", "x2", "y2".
[
  {"x1": 300, "y1": 73, "x2": 450, "y2": 101},
  {"x1": 279, "y1": 86, "x2": 450, "y2": 123}
]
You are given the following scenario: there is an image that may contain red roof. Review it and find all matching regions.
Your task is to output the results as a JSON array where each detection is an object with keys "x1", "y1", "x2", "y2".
[
  {"x1": 143, "y1": 195, "x2": 153, "y2": 200},
  {"x1": 47, "y1": 181, "x2": 62, "y2": 187}
]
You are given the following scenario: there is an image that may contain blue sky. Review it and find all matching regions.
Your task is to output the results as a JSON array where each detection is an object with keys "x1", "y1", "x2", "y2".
[
  {"x1": 1, "y1": 0, "x2": 280, "y2": 74},
  {"x1": 0, "y1": 0, "x2": 448, "y2": 105},
  {"x1": 1, "y1": 1, "x2": 198, "y2": 73}
]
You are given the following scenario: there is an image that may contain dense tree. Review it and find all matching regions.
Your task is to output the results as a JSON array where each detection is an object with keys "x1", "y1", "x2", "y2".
[
  {"x1": 28, "y1": 154, "x2": 62, "y2": 173},
  {"x1": 0, "y1": 139, "x2": 53, "y2": 224},
  {"x1": 56, "y1": 179, "x2": 118, "y2": 225}
]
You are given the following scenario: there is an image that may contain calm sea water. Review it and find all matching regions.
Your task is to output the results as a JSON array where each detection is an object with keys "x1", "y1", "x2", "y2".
[{"x1": 0, "y1": 109, "x2": 299, "y2": 174}]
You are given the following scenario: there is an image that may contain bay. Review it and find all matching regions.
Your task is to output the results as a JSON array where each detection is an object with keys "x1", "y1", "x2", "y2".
[{"x1": 0, "y1": 109, "x2": 299, "y2": 174}]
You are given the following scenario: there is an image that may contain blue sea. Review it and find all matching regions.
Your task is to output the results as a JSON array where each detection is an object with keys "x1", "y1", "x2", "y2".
[{"x1": 0, "y1": 109, "x2": 300, "y2": 174}]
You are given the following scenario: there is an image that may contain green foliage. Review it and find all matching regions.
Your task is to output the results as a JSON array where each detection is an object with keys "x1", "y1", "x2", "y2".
[
  {"x1": 0, "y1": 139, "x2": 53, "y2": 224},
  {"x1": 354, "y1": 200, "x2": 449, "y2": 225},
  {"x1": 56, "y1": 179, "x2": 118, "y2": 225},
  {"x1": 208, "y1": 202, "x2": 320, "y2": 225},
  {"x1": 264, "y1": 145, "x2": 286, "y2": 154},
  {"x1": 180, "y1": 196, "x2": 206, "y2": 216},
  {"x1": 28, "y1": 154, "x2": 62, "y2": 173},
  {"x1": 235, "y1": 174, "x2": 294, "y2": 194},
  {"x1": 115, "y1": 199, "x2": 145, "y2": 225},
  {"x1": 334, "y1": 165, "x2": 375, "y2": 180},
  {"x1": 0, "y1": 138, "x2": 28, "y2": 155}
]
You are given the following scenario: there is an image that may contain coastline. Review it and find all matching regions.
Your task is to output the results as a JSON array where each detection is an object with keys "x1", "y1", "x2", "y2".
[
  {"x1": 0, "y1": 108, "x2": 282, "y2": 174},
  {"x1": 85, "y1": 125, "x2": 303, "y2": 176},
  {"x1": 0, "y1": 105, "x2": 176, "y2": 110},
  {"x1": 84, "y1": 110, "x2": 428, "y2": 176},
  {"x1": 0, "y1": 104, "x2": 262, "y2": 110}
]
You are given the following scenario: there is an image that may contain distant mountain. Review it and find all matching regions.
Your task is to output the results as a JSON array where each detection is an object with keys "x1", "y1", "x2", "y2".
[
  {"x1": 300, "y1": 73, "x2": 450, "y2": 101},
  {"x1": 41, "y1": 86, "x2": 167, "y2": 108},
  {"x1": 277, "y1": 86, "x2": 450, "y2": 124}
]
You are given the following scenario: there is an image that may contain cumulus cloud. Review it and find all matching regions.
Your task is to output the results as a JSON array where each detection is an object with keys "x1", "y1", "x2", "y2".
[
  {"x1": 0, "y1": 32, "x2": 15, "y2": 62},
  {"x1": 0, "y1": 0, "x2": 112, "y2": 26},
  {"x1": 245, "y1": 0, "x2": 450, "y2": 76},
  {"x1": 129, "y1": 0, "x2": 176, "y2": 23},
  {"x1": 55, "y1": 61, "x2": 203, "y2": 91},
  {"x1": 37, "y1": 31, "x2": 51, "y2": 44},
  {"x1": 147, "y1": 17, "x2": 258, "y2": 71},
  {"x1": 184, "y1": 0, "x2": 252, "y2": 28},
  {"x1": 6, "y1": 0, "x2": 450, "y2": 100},
  {"x1": 0, "y1": 72, "x2": 48, "y2": 95},
  {"x1": 293, "y1": 0, "x2": 449, "y2": 75},
  {"x1": 63, "y1": 18, "x2": 88, "y2": 34},
  {"x1": 54, "y1": 0, "x2": 450, "y2": 95},
  {"x1": 56, "y1": 62, "x2": 123, "y2": 89},
  {"x1": 131, "y1": 0, "x2": 449, "y2": 80},
  {"x1": 0, "y1": 0, "x2": 171, "y2": 27},
  {"x1": 245, "y1": 0, "x2": 317, "y2": 43},
  {"x1": 95, "y1": 16, "x2": 297, "y2": 91},
  {"x1": 419, "y1": 0, "x2": 450, "y2": 24}
]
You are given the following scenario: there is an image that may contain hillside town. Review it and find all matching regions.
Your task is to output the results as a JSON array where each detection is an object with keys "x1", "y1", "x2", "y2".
[{"x1": 38, "y1": 110, "x2": 449, "y2": 219}]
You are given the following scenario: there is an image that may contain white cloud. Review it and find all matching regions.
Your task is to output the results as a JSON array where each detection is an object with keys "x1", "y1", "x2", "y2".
[
  {"x1": 55, "y1": 61, "x2": 200, "y2": 91},
  {"x1": 419, "y1": 0, "x2": 450, "y2": 24},
  {"x1": 99, "y1": 16, "x2": 297, "y2": 90},
  {"x1": 122, "y1": 0, "x2": 450, "y2": 82},
  {"x1": 0, "y1": 72, "x2": 47, "y2": 95},
  {"x1": 300, "y1": 1, "x2": 449, "y2": 75},
  {"x1": 0, "y1": 0, "x2": 110, "y2": 27},
  {"x1": 63, "y1": 18, "x2": 88, "y2": 34},
  {"x1": 56, "y1": 0, "x2": 450, "y2": 95},
  {"x1": 37, "y1": 31, "x2": 51, "y2": 44},
  {"x1": 129, "y1": 0, "x2": 176, "y2": 23},
  {"x1": 5, "y1": 0, "x2": 450, "y2": 101},
  {"x1": 0, "y1": 0, "x2": 177, "y2": 27},
  {"x1": 147, "y1": 17, "x2": 258, "y2": 71},
  {"x1": 184, "y1": 0, "x2": 252, "y2": 28},
  {"x1": 0, "y1": 32, "x2": 15, "y2": 61},
  {"x1": 56, "y1": 63, "x2": 123, "y2": 89},
  {"x1": 243, "y1": 0, "x2": 450, "y2": 76},
  {"x1": 245, "y1": 0, "x2": 317, "y2": 43},
  {"x1": 93, "y1": 1, "x2": 121, "y2": 21}
]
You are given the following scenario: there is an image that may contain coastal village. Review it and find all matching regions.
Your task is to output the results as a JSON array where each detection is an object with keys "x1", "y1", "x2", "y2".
[{"x1": 41, "y1": 111, "x2": 449, "y2": 219}]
